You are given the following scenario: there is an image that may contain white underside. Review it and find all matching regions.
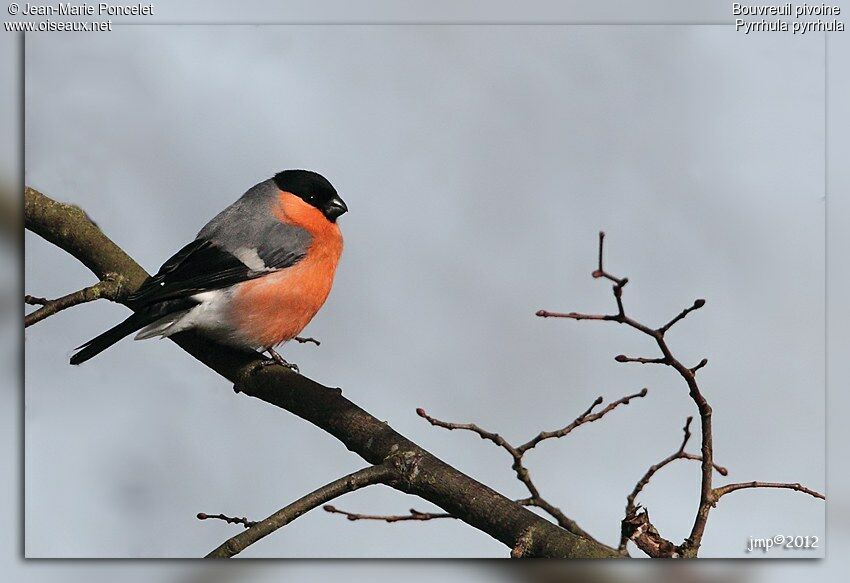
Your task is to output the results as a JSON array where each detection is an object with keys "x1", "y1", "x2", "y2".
[{"x1": 134, "y1": 288, "x2": 257, "y2": 348}]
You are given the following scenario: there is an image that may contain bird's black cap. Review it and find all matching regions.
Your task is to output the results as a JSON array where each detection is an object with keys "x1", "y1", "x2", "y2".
[{"x1": 273, "y1": 169, "x2": 347, "y2": 222}]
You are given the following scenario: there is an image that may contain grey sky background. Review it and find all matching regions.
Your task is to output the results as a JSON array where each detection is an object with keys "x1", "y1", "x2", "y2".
[{"x1": 22, "y1": 23, "x2": 826, "y2": 562}]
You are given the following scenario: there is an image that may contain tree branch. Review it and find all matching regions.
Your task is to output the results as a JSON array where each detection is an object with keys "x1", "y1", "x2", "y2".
[
  {"x1": 511, "y1": 528, "x2": 535, "y2": 558},
  {"x1": 24, "y1": 187, "x2": 150, "y2": 291},
  {"x1": 25, "y1": 277, "x2": 127, "y2": 327},
  {"x1": 24, "y1": 186, "x2": 619, "y2": 559},
  {"x1": 206, "y1": 464, "x2": 393, "y2": 558}
]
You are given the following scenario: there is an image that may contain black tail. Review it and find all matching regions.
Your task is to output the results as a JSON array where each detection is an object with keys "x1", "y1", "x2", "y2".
[{"x1": 70, "y1": 312, "x2": 156, "y2": 365}]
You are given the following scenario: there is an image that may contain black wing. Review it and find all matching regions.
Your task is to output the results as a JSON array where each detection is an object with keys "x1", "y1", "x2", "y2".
[
  {"x1": 128, "y1": 178, "x2": 313, "y2": 309},
  {"x1": 127, "y1": 238, "x2": 307, "y2": 308}
]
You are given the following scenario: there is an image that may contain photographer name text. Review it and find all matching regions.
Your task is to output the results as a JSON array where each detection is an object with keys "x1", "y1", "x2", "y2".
[{"x1": 15, "y1": 2, "x2": 152, "y2": 16}]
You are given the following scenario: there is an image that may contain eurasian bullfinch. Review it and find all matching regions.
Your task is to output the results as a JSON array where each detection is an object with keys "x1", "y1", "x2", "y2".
[{"x1": 70, "y1": 170, "x2": 347, "y2": 369}]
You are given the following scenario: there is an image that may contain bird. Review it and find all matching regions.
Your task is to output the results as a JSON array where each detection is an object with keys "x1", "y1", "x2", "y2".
[{"x1": 69, "y1": 169, "x2": 348, "y2": 369}]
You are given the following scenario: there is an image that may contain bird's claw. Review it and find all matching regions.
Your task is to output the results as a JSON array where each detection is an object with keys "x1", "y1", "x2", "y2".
[
  {"x1": 266, "y1": 348, "x2": 300, "y2": 374},
  {"x1": 262, "y1": 359, "x2": 299, "y2": 374}
]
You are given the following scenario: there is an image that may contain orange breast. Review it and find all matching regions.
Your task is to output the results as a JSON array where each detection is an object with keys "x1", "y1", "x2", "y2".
[{"x1": 230, "y1": 192, "x2": 343, "y2": 348}]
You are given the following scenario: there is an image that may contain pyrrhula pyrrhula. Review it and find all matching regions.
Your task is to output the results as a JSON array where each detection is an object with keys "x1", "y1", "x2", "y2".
[{"x1": 70, "y1": 170, "x2": 347, "y2": 368}]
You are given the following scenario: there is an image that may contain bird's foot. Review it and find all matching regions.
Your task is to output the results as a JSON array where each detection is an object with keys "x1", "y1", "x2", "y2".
[
  {"x1": 265, "y1": 348, "x2": 299, "y2": 374},
  {"x1": 233, "y1": 349, "x2": 298, "y2": 393}
]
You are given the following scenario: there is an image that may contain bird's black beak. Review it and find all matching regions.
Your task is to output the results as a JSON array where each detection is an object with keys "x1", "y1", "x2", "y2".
[{"x1": 324, "y1": 196, "x2": 348, "y2": 221}]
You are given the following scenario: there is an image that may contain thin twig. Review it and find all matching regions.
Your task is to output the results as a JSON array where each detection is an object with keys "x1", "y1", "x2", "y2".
[
  {"x1": 293, "y1": 336, "x2": 321, "y2": 346},
  {"x1": 658, "y1": 299, "x2": 706, "y2": 335},
  {"x1": 591, "y1": 231, "x2": 628, "y2": 287},
  {"x1": 536, "y1": 310, "x2": 618, "y2": 321},
  {"x1": 417, "y1": 404, "x2": 587, "y2": 538},
  {"x1": 516, "y1": 388, "x2": 647, "y2": 455},
  {"x1": 614, "y1": 355, "x2": 668, "y2": 365},
  {"x1": 713, "y1": 481, "x2": 825, "y2": 501},
  {"x1": 24, "y1": 277, "x2": 126, "y2": 327},
  {"x1": 416, "y1": 408, "x2": 513, "y2": 450},
  {"x1": 323, "y1": 505, "x2": 453, "y2": 522},
  {"x1": 690, "y1": 359, "x2": 709, "y2": 374},
  {"x1": 206, "y1": 464, "x2": 394, "y2": 558},
  {"x1": 416, "y1": 388, "x2": 646, "y2": 548},
  {"x1": 197, "y1": 512, "x2": 257, "y2": 529}
]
